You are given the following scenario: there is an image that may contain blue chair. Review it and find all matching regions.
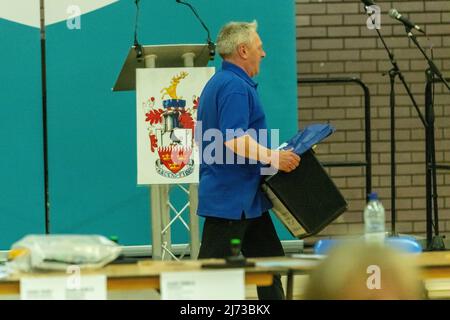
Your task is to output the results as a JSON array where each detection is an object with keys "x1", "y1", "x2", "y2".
[
  {"x1": 385, "y1": 236, "x2": 422, "y2": 253},
  {"x1": 313, "y1": 239, "x2": 342, "y2": 255},
  {"x1": 314, "y1": 236, "x2": 422, "y2": 255}
]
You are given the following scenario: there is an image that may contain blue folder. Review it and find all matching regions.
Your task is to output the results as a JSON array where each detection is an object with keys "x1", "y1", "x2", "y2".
[{"x1": 282, "y1": 123, "x2": 336, "y2": 155}]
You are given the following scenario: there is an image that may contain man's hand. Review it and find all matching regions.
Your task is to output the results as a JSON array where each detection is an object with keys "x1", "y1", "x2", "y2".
[
  {"x1": 223, "y1": 135, "x2": 301, "y2": 173},
  {"x1": 271, "y1": 149, "x2": 301, "y2": 172}
]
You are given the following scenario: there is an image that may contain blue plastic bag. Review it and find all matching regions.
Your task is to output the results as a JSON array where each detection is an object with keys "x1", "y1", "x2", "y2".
[{"x1": 282, "y1": 123, "x2": 336, "y2": 155}]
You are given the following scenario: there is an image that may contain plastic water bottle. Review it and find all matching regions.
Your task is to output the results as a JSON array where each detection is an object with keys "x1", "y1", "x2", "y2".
[{"x1": 364, "y1": 192, "x2": 386, "y2": 244}]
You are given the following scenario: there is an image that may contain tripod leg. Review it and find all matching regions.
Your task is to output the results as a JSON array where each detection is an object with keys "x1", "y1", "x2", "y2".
[
  {"x1": 430, "y1": 113, "x2": 445, "y2": 250},
  {"x1": 425, "y1": 128, "x2": 433, "y2": 249},
  {"x1": 425, "y1": 71, "x2": 445, "y2": 250},
  {"x1": 430, "y1": 128, "x2": 439, "y2": 235}
]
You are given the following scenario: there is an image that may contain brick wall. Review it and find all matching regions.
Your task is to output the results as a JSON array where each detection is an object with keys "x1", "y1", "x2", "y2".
[{"x1": 295, "y1": 0, "x2": 450, "y2": 242}]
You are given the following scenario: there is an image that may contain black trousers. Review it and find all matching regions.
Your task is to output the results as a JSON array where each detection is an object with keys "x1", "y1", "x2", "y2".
[{"x1": 198, "y1": 211, "x2": 285, "y2": 300}]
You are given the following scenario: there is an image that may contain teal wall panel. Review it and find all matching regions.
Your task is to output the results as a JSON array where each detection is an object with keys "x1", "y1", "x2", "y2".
[
  {"x1": 0, "y1": 0, "x2": 297, "y2": 247},
  {"x1": 45, "y1": 3, "x2": 150, "y2": 244},
  {"x1": 0, "y1": 21, "x2": 44, "y2": 249}
]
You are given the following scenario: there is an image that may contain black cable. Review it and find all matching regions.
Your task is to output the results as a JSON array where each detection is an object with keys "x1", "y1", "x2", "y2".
[
  {"x1": 177, "y1": 0, "x2": 211, "y2": 41},
  {"x1": 134, "y1": 0, "x2": 143, "y2": 59}
]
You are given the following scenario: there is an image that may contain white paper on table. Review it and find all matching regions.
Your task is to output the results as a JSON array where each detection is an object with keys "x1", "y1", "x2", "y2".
[
  {"x1": 160, "y1": 269, "x2": 245, "y2": 300},
  {"x1": 255, "y1": 259, "x2": 321, "y2": 268},
  {"x1": 20, "y1": 275, "x2": 107, "y2": 300},
  {"x1": 290, "y1": 254, "x2": 327, "y2": 260},
  {"x1": 0, "y1": 266, "x2": 9, "y2": 279}
]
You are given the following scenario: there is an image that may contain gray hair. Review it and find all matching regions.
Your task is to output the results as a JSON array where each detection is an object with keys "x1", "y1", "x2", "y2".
[{"x1": 216, "y1": 20, "x2": 258, "y2": 58}]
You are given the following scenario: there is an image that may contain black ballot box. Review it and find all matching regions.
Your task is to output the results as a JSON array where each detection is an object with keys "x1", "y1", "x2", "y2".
[{"x1": 262, "y1": 149, "x2": 348, "y2": 239}]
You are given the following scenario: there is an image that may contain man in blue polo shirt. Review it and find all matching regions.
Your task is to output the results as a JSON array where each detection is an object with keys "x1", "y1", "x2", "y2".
[{"x1": 196, "y1": 21, "x2": 300, "y2": 300}]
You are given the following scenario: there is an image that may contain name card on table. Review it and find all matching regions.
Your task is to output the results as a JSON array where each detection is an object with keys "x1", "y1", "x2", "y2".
[
  {"x1": 160, "y1": 269, "x2": 245, "y2": 300},
  {"x1": 20, "y1": 275, "x2": 107, "y2": 300}
]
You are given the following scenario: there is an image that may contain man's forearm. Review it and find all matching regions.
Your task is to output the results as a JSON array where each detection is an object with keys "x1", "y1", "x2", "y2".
[{"x1": 224, "y1": 135, "x2": 272, "y2": 164}]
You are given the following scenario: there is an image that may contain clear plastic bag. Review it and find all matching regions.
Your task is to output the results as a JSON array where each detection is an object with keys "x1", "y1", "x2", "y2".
[{"x1": 8, "y1": 235, "x2": 122, "y2": 272}]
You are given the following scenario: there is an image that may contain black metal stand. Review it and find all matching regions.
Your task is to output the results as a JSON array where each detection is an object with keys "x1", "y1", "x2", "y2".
[
  {"x1": 40, "y1": 0, "x2": 50, "y2": 234},
  {"x1": 297, "y1": 77, "x2": 372, "y2": 200},
  {"x1": 424, "y1": 69, "x2": 445, "y2": 250},
  {"x1": 407, "y1": 28, "x2": 450, "y2": 250},
  {"x1": 388, "y1": 68, "x2": 399, "y2": 236},
  {"x1": 364, "y1": 7, "x2": 427, "y2": 237}
]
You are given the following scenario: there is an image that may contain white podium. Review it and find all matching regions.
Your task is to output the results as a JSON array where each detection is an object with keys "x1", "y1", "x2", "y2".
[{"x1": 114, "y1": 44, "x2": 213, "y2": 260}]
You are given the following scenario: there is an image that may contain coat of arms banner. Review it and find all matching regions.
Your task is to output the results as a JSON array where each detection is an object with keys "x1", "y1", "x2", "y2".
[{"x1": 136, "y1": 67, "x2": 215, "y2": 185}]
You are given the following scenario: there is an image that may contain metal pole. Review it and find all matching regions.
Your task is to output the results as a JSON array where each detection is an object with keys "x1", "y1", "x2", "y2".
[
  {"x1": 189, "y1": 184, "x2": 200, "y2": 259},
  {"x1": 40, "y1": 0, "x2": 50, "y2": 234},
  {"x1": 183, "y1": 52, "x2": 201, "y2": 259},
  {"x1": 297, "y1": 77, "x2": 372, "y2": 199},
  {"x1": 388, "y1": 69, "x2": 398, "y2": 236}
]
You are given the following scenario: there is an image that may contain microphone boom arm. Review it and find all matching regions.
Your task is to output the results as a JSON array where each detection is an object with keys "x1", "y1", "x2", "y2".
[
  {"x1": 177, "y1": 0, "x2": 215, "y2": 60},
  {"x1": 407, "y1": 30, "x2": 450, "y2": 92}
]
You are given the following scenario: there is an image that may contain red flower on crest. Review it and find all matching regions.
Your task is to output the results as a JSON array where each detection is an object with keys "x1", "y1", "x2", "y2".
[
  {"x1": 145, "y1": 109, "x2": 164, "y2": 125},
  {"x1": 193, "y1": 97, "x2": 200, "y2": 110},
  {"x1": 149, "y1": 134, "x2": 158, "y2": 152},
  {"x1": 179, "y1": 111, "x2": 194, "y2": 132}
]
